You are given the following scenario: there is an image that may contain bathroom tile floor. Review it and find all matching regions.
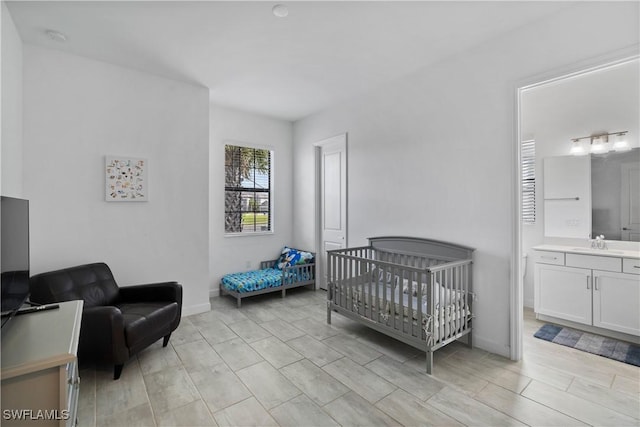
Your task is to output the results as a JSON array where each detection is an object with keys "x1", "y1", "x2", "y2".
[{"x1": 77, "y1": 289, "x2": 640, "y2": 426}]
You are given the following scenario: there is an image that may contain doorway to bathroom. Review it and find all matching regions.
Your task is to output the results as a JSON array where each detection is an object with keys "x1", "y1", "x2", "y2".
[{"x1": 513, "y1": 52, "x2": 640, "y2": 360}]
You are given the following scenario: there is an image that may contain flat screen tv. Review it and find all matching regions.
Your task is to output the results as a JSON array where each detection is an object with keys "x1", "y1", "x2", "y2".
[{"x1": 1, "y1": 196, "x2": 30, "y2": 328}]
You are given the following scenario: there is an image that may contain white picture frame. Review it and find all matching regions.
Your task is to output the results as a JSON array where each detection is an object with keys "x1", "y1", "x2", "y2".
[{"x1": 105, "y1": 156, "x2": 148, "y2": 202}]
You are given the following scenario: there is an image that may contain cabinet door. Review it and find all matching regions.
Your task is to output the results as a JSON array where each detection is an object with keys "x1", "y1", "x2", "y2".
[
  {"x1": 543, "y1": 156, "x2": 591, "y2": 238},
  {"x1": 593, "y1": 270, "x2": 640, "y2": 336},
  {"x1": 535, "y1": 263, "x2": 592, "y2": 325}
]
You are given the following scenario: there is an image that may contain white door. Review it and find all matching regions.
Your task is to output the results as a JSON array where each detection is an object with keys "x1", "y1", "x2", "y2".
[
  {"x1": 621, "y1": 162, "x2": 640, "y2": 241},
  {"x1": 317, "y1": 134, "x2": 347, "y2": 290}
]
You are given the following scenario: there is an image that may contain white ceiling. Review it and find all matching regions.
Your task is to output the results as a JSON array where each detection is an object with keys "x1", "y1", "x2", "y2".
[{"x1": 7, "y1": 1, "x2": 573, "y2": 121}]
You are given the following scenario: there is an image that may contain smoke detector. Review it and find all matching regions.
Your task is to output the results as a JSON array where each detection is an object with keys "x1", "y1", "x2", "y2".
[
  {"x1": 45, "y1": 30, "x2": 67, "y2": 42},
  {"x1": 272, "y1": 4, "x2": 289, "y2": 18}
]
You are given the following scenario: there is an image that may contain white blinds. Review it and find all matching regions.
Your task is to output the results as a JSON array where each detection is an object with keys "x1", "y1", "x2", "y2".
[{"x1": 521, "y1": 139, "x2": 536, "y2": 224}]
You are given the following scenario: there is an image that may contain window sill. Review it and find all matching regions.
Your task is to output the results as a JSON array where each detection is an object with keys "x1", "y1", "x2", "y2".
[{"x1": 224, "y1": 231, "x2": 274, "y2": 238}]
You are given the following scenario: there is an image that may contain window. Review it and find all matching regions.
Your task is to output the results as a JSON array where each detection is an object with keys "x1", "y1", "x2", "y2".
[
  {"x1": 521, "y1": 139, "x2": 536, "y2": 224},
  {"x1": 224, "y1": 144, "x2": 272, "y2": 234}
]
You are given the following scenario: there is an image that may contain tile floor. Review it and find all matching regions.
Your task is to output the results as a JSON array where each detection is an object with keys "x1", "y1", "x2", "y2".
[{"x1": 77, "y1": 289, "x2": 640, "y2": 427}]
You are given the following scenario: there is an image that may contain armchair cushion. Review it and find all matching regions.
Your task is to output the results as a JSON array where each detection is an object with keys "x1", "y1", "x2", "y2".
[
  {"x1": 30, "y1": 263, "x2": 119, "y2": 307},
  {"x1": 119, "y1": 282, "x2": 182, "y2": 304},
  {"x1": 118, "y1": 301, "x2": 178, "y2": 351}
]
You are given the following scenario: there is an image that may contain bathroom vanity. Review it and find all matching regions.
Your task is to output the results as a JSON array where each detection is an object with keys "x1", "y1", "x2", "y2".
[{"x1": 533, "y1": 244, "x2": 640, "y2": 340}]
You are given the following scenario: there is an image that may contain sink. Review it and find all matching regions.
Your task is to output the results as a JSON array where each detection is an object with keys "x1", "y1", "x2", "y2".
[{"x1": 570, "y1": 248, "x2": 625, "y2": 255}]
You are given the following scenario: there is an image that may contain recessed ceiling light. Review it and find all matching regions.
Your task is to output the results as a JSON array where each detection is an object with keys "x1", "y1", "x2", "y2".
[
  {"x1": 272, "y1": 4, "x2": 289, "y2": 18},
  {"x1": 45, "y1": 29, "x2": 67, "y2": 42}
]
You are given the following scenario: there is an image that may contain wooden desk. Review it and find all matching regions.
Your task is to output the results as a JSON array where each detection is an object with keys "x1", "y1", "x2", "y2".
[{"x1": 1, "y1": 300, "x2": 83, "y2": 427}]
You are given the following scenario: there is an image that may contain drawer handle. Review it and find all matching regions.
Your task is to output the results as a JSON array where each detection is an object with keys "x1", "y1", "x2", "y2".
[
  {"x1": 541, "y1": 256, "x2": 557, "y2": 260},
  {"x1": 634, "y1": 265, "x2": 640, "y2": 269},
  {"x1": 586, "y1": 276, "x2": 590, "y2": 290}
]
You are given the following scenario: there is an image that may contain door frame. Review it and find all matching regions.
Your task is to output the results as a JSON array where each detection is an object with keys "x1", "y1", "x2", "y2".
[
  {"x1": 314, "y1": 133, "x2": 348, "y2": 290},
  {"x1": 511, "y1": 48, "x2": 639, "y2": 361}
]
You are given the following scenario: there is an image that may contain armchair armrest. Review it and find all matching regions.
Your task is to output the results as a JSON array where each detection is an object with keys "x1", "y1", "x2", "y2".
[
  {"x1": 79, "y1": 306, "x2": 128, "y2": 364},
  {"x1": 118, "y1": 282, "x2": 182, "y2": 304}
]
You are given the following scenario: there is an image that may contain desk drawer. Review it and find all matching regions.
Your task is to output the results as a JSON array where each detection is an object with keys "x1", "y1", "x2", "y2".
[
  {"x1": 534, "y1": 251, "x2": 565, "y2": 266},
  {"x1": 566, "y1": 253, "x2": 621, "y2": 272},
  {"x1": 623, "y1": 258, "x2": 640, "y2": 275}
]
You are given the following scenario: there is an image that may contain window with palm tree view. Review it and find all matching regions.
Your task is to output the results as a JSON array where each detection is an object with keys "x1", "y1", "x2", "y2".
[{"x1": 224, "y1": 145, "x2": 272, "y2": 234}]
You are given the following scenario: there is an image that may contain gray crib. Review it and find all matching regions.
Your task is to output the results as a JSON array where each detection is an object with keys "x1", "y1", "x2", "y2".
[{"x1": 327, "y1": 236, "x2": 475, "y2": 374}]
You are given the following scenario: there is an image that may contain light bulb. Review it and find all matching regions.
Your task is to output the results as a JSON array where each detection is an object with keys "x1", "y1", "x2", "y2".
[
  {"x1": 613, "y1": 133, "x2": 630, "y2": 151},
  {"x1": 569, "y1": 140, "x2": 585, "y2": 156},
  {"x1": 590, "y1": 136, "x2": 606, "y2": 154}
]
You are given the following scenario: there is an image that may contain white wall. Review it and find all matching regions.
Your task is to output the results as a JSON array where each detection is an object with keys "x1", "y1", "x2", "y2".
[
  {"x1": 293, "y1": 2, "x2": 639, "y2": 357},
  {"x1": 1, "y1": 1, "x2": 23, "y2": 197},
  {"x1": 22, "y1": 45, "x2": 211, "y2": 315},
  {"x1": 209, "y1": 105, "x2": 293, "y2": 296}
]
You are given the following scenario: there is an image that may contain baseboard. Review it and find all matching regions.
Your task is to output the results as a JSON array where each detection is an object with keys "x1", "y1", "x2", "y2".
[
  {"x1": 523, "y1": 298, "x2": 534, "y2": 309},
  {"x1": 210, "y1": 288, "x2": 220, "y2": 299},
  {"x1": 472, "y1": 334, "x2": 510, "y2": 358},
  {"x1": 182, "y1": 302, "x2": 211, "y2": 317}
]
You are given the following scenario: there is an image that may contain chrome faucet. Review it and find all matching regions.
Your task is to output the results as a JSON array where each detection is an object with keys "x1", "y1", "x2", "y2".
[{"x1": 593, "y1": 235, "x2": 607, "y2": 250}]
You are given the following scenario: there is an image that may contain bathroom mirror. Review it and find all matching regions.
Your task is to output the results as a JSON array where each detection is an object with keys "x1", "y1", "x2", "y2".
[
  {"x1": 591, "y1": 148, "x2": 640, "y2": 241},
  {"x1": 521, "y1": 57, "x2": 640, "y2": 242}
]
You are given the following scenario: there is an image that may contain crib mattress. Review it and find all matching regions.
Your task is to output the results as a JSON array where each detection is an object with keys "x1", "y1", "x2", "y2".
[
  {"x1": 339, "y1": 282, "x2": 471, "y2": 341},
  {"x1": 221, "y1": 268, "x2": 284, "y2": 293}
]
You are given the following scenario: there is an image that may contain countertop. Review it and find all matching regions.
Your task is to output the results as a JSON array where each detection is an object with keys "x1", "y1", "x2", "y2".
[{"x1": 533, "y1": 244, "x2": 640, "y2": 260}]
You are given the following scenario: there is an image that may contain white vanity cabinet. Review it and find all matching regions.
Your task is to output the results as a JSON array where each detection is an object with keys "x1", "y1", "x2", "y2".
[{"x1": 533, "y1": 246, "x2": 640, "y2": 337}]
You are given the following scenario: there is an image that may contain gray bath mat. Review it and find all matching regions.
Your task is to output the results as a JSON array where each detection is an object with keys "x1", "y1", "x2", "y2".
[{"x1": 534, "y1": 324, "x2": 640, "y2": 367}]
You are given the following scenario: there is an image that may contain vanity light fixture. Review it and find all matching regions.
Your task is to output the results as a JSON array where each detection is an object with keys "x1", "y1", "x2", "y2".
[{"x1": 569, "y1": 131, "x2": 629, "y2": 155}]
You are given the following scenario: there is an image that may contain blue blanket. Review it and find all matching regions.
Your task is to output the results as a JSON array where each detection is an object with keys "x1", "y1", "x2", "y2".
[{"x1": 221, "y1": 268, "x2": 284, "y2": 293}]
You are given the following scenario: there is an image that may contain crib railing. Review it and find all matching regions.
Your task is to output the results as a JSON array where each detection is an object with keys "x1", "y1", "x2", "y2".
[{"x1": 327, "y1": 246, "x2": 473, "y2": 347}]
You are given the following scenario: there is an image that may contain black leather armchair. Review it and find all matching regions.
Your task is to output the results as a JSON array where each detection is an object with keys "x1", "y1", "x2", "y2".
[{"x1": 30, "y1": 262, "x2": 182, "y2": 379}]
